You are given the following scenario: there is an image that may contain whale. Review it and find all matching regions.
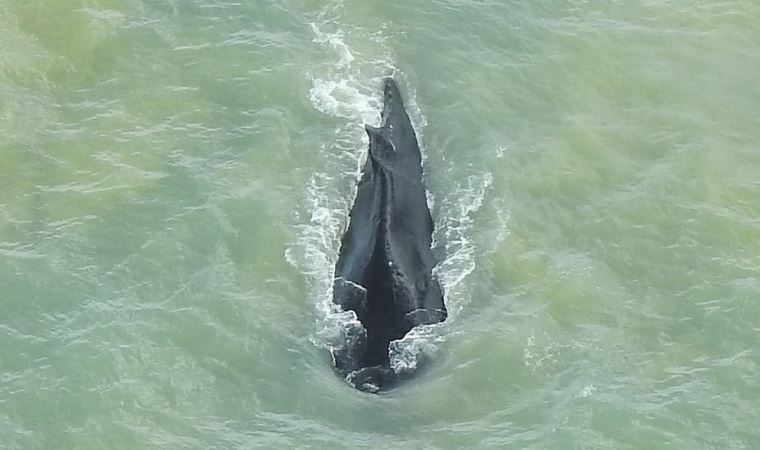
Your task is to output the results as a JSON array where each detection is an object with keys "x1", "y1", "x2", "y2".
[{"x1": 331, "y1": 78, "x2": 447, "y2": 392}]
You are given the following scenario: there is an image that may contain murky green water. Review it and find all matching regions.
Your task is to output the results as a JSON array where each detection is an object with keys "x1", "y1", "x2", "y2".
[{"x1": 2, "y1": 1, "x2": 759, "y2": 448}]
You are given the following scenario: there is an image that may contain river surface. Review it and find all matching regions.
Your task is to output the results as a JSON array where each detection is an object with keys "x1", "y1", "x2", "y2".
[{"x1": 2, "y1": 1, "x2": 759, "y2": 448}]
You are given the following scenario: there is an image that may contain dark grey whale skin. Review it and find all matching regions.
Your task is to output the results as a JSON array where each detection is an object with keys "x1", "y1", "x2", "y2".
[{"x1": 331, "y1": 78, "x2": 447, "y2": 392}]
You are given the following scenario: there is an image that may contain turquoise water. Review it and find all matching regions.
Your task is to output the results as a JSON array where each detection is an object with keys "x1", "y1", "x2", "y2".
[{"x1": 2, "y1": 0, "x2": 760, "y2": 448}]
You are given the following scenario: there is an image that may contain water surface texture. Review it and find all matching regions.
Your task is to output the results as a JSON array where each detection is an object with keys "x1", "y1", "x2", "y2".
[{"x1": 2, "y1": 1, "x2": 759, "y2": 448}]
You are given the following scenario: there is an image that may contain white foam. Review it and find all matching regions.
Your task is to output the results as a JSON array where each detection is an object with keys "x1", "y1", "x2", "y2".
[
  {"x1": 308, "y1": 22, "x2": 390, "y2": 127},
  {"x1": 389, "y1": 324, "x2": 444, "y2": 374},
  {"x1": 309, "y1": 78, "x2": 381, "y2": 125},
  {"x1": 433, "y1": 172, "x2": 499, "y2": 316},
  {"x1": 310, "y1": 23, "x2": 355, "y2": 68}
]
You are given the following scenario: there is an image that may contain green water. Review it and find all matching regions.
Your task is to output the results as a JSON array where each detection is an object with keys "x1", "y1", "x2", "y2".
[{"x1": 2, "y1": 0, "x2": 759, "y2": 448}]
